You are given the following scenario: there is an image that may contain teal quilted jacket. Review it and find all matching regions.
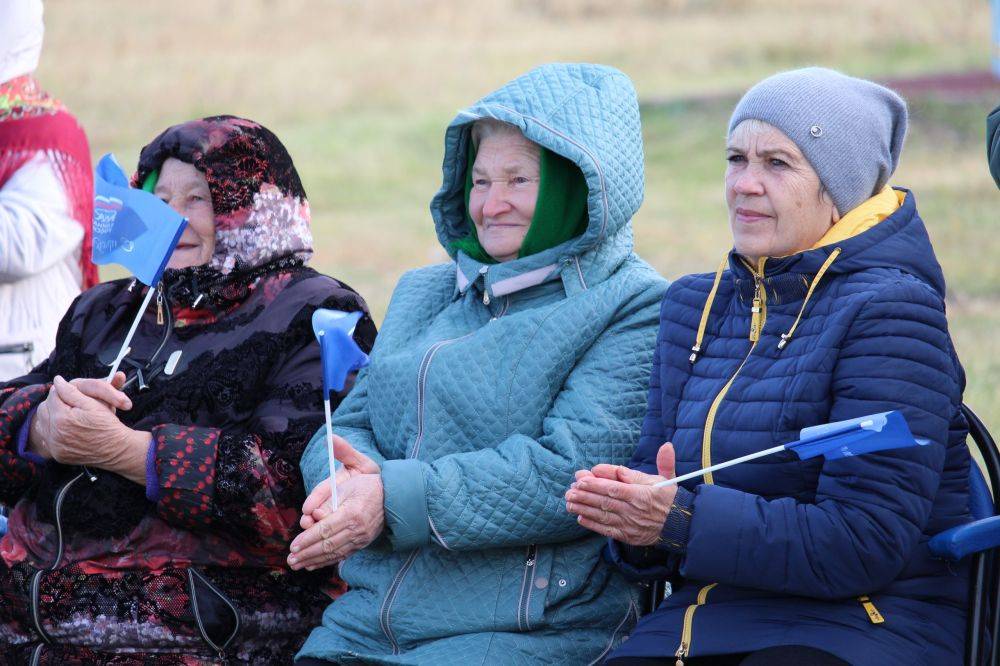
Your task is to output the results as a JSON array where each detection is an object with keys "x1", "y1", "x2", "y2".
[{"x1": 298, "y1": 63, "x2": 668, "y2": 665}]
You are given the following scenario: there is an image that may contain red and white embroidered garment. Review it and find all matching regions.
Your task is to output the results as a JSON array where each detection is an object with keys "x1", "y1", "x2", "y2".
[{"x1": 0, "y1": 0, "x2": 96, "y2": 380}]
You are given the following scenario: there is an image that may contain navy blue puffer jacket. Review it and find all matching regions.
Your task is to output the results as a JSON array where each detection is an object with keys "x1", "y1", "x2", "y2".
[{"x1": 610, "y1": 189, "x2": 971, "y2": 665}]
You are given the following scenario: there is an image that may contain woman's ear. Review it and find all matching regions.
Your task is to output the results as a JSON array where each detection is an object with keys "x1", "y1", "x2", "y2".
[{"x1": 820, "y1": 186, "x2": 839, "y2": 227}]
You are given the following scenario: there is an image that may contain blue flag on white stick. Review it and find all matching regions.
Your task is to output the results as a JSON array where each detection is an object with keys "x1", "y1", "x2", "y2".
[
  {"x1": 312, "y1": 309, "x2": 370, "y2": 511},
  {"x1": 789, "y1": 411, "x2": 929, "y2": 460},
  {"x1": 312, "y1": 309, "x2": 370, "y2": 398},
  {"x1": 655, "y1": 410, "x2": 929, "y2": 487},
  {"x1": 92, "y1": 153, "x2": 187, "y2": 286}
]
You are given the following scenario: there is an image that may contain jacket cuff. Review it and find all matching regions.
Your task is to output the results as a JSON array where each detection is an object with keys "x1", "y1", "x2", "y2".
[
  {"x1": 656, "y1": 485, "x2": 695, "y2": 553},
  {"x1": 16, "y1": 408, "x2": 46, "y2": 465},
  {"x1": 381, "y1": 458, "x2": 431, "y2": 551},
  {"x1": 150, "y1": 423, "x2": 221, "y2": 530},
  {"x1": 680, "y1": 483, "x2": 749, "y2": 582},
  {"x1": 0, "y1": 384, "x2": 50, "y2": 487},
  {"x1": 604, "y1": 539, "x2": 678, "y2": 582},
  {"x1": 145, "y1": 435, "x2": 160, "y2": 502}
]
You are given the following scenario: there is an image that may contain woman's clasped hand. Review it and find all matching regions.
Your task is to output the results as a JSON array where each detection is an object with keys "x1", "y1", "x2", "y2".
[
  {"x1": 289, "y1": 435, "x2": 384, "y2": 570},
  {"x1": 28, "y1": 373, "x2": 149, "y2": 483},
  {"x1": 566, "y1": 443, "x2": 677, "y2": 546}
]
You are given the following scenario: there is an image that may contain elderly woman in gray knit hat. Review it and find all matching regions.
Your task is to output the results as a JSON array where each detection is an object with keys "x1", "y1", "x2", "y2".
[{"x1": 567, "y1": 67, "x2": 972, "y2": 665}]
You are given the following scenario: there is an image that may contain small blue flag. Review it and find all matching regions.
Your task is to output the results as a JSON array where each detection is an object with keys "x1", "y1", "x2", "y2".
[
  {"x1": 92, "y1": 154, "x2": 188, "y2": 286},
  {"x1": 789, "y1": 411, "x2": 930, "y2": 460},
  {"x1": 312, "y1": 309, "x2": 370, "y2": 398},
  {"x1": 654, "y1": 410, "x2": 931, "y2": 488}
]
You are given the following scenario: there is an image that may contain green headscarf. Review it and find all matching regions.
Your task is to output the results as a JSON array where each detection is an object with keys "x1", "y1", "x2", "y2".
[
  {"x1": 141, "y1": 169, "x2": 159, "y2": 192},
  {"x1": 451, "y1": 138, "x2": 589, "y2": 264}
]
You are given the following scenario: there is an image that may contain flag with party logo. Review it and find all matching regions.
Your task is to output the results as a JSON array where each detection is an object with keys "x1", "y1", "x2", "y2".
[{"x1": 92, "y1": 153, "x2": 187, "y2": 286}]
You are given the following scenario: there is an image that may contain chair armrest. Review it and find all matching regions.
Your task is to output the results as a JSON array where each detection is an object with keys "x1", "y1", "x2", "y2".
[{"x1": 929, "y1": 516, "x2": 1000, "y2": 561}]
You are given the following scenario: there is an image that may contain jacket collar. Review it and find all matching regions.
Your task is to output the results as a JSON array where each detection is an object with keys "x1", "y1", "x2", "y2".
[
  {"x1": 453, "y1": 223, "x2": 633, "y2": 302},
  {"x1": 725, "y1": 187, "x2": 941, "y2": 302}
]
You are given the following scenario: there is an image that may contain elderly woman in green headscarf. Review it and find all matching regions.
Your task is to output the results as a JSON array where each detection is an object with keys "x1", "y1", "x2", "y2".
[{"x1": 289, "y1": 63, "x2": 667, "y2": 664}]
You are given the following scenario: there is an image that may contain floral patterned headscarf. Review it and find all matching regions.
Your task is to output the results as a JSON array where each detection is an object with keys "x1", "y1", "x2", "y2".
[{"x1": 134, "y1": 115, "x2": 313, "y2": 275}]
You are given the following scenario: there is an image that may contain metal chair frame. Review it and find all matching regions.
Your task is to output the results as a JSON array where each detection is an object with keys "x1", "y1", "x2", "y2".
[{"x1": 957, "y1": 404, "x2": 999, "y2": 666}]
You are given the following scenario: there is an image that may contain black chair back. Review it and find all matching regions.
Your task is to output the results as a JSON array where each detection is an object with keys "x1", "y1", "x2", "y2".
[{"x1": 961, "y1": 404, "x2": 999, "y2": 666}]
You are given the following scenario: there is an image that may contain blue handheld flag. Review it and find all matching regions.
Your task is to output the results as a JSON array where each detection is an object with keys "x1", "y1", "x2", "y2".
[
  {"x1": 790, "y1": 411, "x2": 930, "y2": 460},
  {"x1": 654, "y1": 410, "x2": 929, "y2": 487},
  {"x1": 93, "y1": 154, "x2": 187, "y2": 286},
  {"x1": 312, "y1": 309, "x2": 370, "y2": 511},
  {"x1": 312, "y1": 309, "x2": 370, "y2": 397}
]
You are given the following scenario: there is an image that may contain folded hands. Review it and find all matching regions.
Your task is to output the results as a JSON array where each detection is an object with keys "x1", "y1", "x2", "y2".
[{"x1": 565, "y1": 442, "x2": 679, "y2": 547}]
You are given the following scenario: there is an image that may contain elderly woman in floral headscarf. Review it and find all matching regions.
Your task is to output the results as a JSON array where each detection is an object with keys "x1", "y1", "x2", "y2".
[{"x1": 0, "y1": 115, "x2": 376, "y2": 664}]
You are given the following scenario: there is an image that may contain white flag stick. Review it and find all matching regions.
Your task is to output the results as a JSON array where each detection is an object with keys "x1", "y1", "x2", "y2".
[
  {"x1": 106, "y1": 285, "x2": 156, "y2": 381},
  {"x1": 323, "y1": 397, "x2": 339, "y2": 511},
  {"x1": 653, "y1": 444, "x2": 786, "y2": 488}
]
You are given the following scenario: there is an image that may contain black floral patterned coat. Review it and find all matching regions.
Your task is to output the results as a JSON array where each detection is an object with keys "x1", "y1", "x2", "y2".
[{"x1": 0, "y1": 265, "x2": 375, "y2": 665}]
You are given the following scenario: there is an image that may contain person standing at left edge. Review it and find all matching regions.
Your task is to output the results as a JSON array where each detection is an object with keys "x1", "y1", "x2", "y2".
[{"x1": 0, "y1": 0, "x2": 97, "y2": 381}]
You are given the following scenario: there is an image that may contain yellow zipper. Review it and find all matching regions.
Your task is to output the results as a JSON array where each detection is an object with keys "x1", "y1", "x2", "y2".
[
  {"x1": 699, "y1": 257, "x2": 767, "y2": 482},
  {"x1": 746, "y1": 256, "x2": 767, "y2": 343},
  {"x1": 674, "y1": 583, "x2": 717, "y2": 665},
  {"x1": 858, "y1": 596, "x2": 885, "y2": 624}
]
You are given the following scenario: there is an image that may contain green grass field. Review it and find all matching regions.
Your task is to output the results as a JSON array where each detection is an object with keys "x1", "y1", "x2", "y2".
[{"x1": 38, "y1": 0, "x2": 999, "y2": 429}]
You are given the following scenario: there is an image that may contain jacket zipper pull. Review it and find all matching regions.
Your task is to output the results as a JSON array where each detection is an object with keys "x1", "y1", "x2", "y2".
[
  {"x1": 675, "y1": 641, "x2": 688, "y2": 666},
  {"x1": 478, "y1": 265, "x2": 490, "y2": 305},
  {"x1": 156, "y1": 284, "x2": 165, "y2": 326},
  {"x1": 749, "y1": 287, "x2": 762, "y2": 342},
  {"x1": 748, "y1": 257, "x2": 767, "y2": 342},
  {"x1": 858, "y1": 596, "x2": 885, "y2": 624}
]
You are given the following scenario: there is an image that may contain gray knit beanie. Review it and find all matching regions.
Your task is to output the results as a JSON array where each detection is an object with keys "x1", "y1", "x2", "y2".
[{"x1": 728, "y1": 67, "x2": 908, "y2": 215}]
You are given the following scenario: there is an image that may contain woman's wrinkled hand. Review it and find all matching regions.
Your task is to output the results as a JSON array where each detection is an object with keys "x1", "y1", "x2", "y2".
[
  {"x1": 565, "y1": 442, "x2": 679, "y2": 546},
  {"x1": 29, "y1": 374, "x2": 151, "y2": 483},
  {"x1": 298, "y1": 434, "x2": 380, "y2": 530},
  {"x1": 288, "y1": 437, "x2": 384, "y2": 570}
]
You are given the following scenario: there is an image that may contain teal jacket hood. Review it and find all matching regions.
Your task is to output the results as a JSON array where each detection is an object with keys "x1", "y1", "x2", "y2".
[{"x1": 431, "y1": 63, "x2": 644, "y2": 283}]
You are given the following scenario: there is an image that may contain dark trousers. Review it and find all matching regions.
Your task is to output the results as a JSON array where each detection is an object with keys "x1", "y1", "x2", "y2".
[
  {"x1": 605, "y1": 645, "x2": 850, "y2": 665},
  {"x1": 298, "y1": 645, "x2": 849, "y2": 666}
]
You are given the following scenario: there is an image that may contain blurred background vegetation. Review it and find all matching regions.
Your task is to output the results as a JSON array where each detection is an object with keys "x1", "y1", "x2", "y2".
[{"x1": 39, "y1": 0, "x2": 999, "y2": 429}]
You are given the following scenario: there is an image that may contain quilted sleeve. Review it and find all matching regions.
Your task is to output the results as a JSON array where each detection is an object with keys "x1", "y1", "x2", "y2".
[
  {"x1": 301, "y1": 266, "x2": 442, "y2": 494},
  {"x1": 634, "y1": 294, "x2": 671, "y2": 471},
  {"x1": 605, "y1": 295, "x2": 684, "y2": 578},
  {"x1": 151, "y1": 294, "x2": 376, "y2": 552},
  {"x1": 379, "y1": 280, "x2": 664, "y2": 551},
  {"x1": 300, "y1": 364, "x2": 386, "y2": 495},
  {"x1": 680, "y1": 280, "x2": 961, "y2": 599}
]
